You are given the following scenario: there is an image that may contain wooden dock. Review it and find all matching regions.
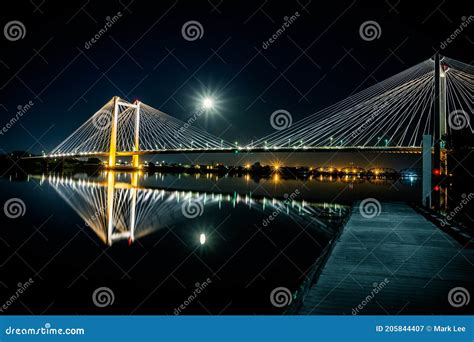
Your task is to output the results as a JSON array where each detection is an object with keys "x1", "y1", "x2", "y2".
[{"x1": 298, "y1": 201, "x2": 474, "y2": 314}]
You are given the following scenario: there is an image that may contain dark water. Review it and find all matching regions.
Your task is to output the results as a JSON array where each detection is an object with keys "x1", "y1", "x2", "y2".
[{"x1": 0, "y1": 172, "x2": 421, "y2": 314}]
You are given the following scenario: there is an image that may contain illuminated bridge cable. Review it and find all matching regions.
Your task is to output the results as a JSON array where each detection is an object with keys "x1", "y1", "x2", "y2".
[
  {"x1": 251, "y1": 59, "x2": 438, "y2": 149},
  {"x1": 48, "y1": 56, "x2": 472, "y2": 157},
  {"x1": 50, "y1": 99, "x2": 234, "y2": 157}
]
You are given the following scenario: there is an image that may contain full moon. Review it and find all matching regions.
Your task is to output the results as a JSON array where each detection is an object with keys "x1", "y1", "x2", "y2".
[{"x1": 202, "y1": 97, "x2": 214, "y2": 109}]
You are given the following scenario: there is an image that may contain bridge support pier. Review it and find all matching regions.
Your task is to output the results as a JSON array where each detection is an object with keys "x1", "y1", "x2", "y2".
[
  {"x1": 422, "y1": 135, "x2": 432, "y2": 208},
  {"x1": 132, "y1": 155, "x2": 140, "y2": 168}
]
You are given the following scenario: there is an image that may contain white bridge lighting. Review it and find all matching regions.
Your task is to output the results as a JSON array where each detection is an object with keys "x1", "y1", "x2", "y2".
[{"x1": 200, "y1": 233, "x2": 206, "y2": 245}]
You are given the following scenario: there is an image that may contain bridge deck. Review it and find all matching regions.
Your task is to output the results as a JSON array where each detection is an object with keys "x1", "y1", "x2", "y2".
[
  {"x1": 298, "y1": 202, "x2": 474, "y2": 314},
  {"x1": 23, "y1": 147, "x2": 424, "y2": 159}
]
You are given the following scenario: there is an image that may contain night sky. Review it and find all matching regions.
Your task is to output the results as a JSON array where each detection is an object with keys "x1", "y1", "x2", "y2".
[{"x1": 0, "y1": 0, "x2": 471, "y2": 166}]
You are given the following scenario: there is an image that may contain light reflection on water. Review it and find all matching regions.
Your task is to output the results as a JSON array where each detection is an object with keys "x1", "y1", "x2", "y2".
[
  {"x1": 0, "y1": 171, "x2": 423, "y2": 314},
  {"x1": 34, "y1": 172, "x2": 349, "y2": 246}
]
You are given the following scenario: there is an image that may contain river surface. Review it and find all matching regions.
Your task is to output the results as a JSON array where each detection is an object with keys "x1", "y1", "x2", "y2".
[{"x1": 0, "y1": 172, "x2": 421, "y2": 314}]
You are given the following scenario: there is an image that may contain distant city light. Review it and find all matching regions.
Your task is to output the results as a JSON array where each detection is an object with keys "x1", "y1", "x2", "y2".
[{"x1": 200, "y1": 233, "x2": 206, "y2": 245}]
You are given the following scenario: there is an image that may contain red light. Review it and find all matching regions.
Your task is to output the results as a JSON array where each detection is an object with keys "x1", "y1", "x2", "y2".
[
  {"x1": 433, "y1": 169, "x2": 440, "y2": 176},
  {"x1": 434, "y1": 186, "x2": 440, "y2": 191}
]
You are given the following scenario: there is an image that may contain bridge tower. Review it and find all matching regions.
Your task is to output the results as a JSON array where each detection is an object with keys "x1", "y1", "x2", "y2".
[
  {"x1": 132, "y1": 100, "x2": 141, "y2": 168},
  {"x1": 107, "y1": 96, "x2": 141, "y2": 169},
  {"x1": 433, "y1": 53, "x2": 448, "y2": 175},
  {"x1": 108, "y1": 96, "x2": 120, "y2": 168}
]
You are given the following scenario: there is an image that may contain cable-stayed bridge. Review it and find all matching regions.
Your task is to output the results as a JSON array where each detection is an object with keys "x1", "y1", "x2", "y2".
[{"x1": 44, "y1": 55, "x2": 472, "y2": 169}]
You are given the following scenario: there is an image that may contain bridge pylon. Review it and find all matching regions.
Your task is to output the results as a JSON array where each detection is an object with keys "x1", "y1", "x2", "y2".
[
  {"x1": 108, "y1": 96, "x2": 120, "y2": 168},
  {"x1": 107, "y1": 96, "x2": 141, "y2": 169},
  {"x1": 132, "y1": 100, "x2": 141, "y2": 168},
  {"x1": 433, "y1": 53, "x2": 448, "y2": 176}
]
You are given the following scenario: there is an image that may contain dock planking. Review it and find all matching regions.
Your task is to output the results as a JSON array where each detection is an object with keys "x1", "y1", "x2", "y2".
[{"x1": 299, "y1": 201, "x2": 474, "y2": 314}]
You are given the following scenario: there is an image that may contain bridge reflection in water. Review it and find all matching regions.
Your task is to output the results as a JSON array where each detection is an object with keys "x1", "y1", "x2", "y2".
[{"x1": 38, "y1": 172, "x2": 347, "y2": 246}]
